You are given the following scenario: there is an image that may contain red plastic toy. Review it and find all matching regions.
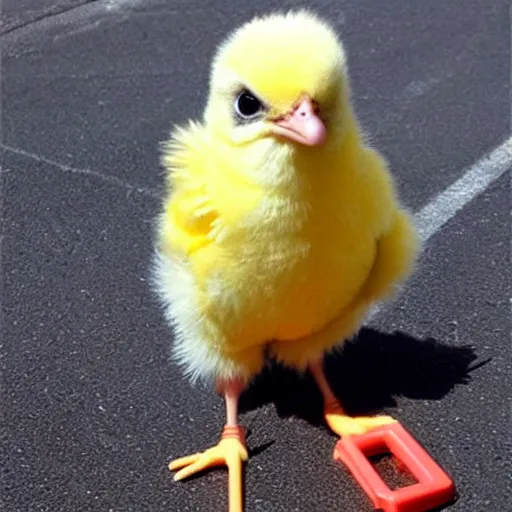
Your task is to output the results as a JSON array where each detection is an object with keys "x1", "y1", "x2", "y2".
[{"x1": 333, "y1": 422, "x2": 456, "y2": 512}]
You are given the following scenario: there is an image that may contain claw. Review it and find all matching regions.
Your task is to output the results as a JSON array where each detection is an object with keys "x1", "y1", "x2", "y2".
[
  {"x1": 169, "y1": 425, "x2": 248, "y2": 512},
  {"x1": 324, "y1": 400, "x2": 396, "y2": 437}
]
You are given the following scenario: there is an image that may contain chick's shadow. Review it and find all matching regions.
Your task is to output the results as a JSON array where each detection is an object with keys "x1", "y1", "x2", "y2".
[{"x1": 239, "y1": 328, "x2": 486, "y2": 425}]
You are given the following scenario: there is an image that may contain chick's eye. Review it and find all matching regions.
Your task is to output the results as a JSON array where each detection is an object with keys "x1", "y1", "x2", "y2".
[{"x1": 235, "y1": 91, "x2": 263, "y2": 119}]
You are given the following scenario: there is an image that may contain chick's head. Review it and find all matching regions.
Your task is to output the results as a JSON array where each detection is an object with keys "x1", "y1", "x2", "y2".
[{"x1": 204, "y1": 10, "x2": 352, "y2": 149}]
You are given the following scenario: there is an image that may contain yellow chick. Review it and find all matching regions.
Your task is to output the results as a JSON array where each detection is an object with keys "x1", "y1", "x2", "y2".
[{"x1": 152, "y1": 10, "x2": 420, "y2": 511}]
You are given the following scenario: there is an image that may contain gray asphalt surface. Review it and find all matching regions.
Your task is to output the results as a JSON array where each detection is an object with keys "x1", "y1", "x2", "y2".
[{"x1": 1, "y1": 1, "x2": 510, "y2": 511}]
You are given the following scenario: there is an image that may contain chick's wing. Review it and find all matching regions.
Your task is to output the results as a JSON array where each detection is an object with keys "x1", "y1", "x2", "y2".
[{"x1": 159, "y1": 122, "x2": 225, "y2": 254}]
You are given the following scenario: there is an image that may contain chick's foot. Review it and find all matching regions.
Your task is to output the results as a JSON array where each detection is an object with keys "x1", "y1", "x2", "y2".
[
  {"x1": 169, "y1": 425, "x2": 248, "y2": 481},
  {"x1": 324, "y1": 399, "x2": 396, "y2": 437}
]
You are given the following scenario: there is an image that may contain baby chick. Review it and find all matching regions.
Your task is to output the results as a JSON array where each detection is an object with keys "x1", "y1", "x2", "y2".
[{"x1": 152, "y1": 10, "x2": 420, "y2": 511}]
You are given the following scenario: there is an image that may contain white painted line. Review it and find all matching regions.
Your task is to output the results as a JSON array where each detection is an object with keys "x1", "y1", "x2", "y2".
[
  {"x1": 414, "y1": 136, "x2": 512, "y2": 244},
  {"x1": 367, "y1": 136, "x2": 512, "y2": 323},
  {"x1": 104, "y1": 0, "x2": 144, "y2": 11}
]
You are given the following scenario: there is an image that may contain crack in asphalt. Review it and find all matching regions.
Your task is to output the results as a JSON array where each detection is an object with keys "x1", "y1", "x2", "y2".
[{"x1": 0, "y1": 143, "x2": 161, "y2": 200}]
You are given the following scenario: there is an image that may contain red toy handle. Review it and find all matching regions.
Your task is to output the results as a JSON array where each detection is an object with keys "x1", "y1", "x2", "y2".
[{"x1": 333, "y1": 422, "x2": 456, "y2": 512}]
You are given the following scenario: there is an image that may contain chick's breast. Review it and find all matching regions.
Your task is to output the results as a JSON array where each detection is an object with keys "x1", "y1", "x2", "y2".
[
  {"x1": 190, "y1": 181, "x2": 377, "y2": 351},
  {"x1": 157, "y1": 127, "x2": 382, "y2": 363}
]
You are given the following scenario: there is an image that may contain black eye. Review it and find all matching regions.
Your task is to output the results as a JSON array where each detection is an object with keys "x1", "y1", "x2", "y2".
[{"x1": 235, "y1": 90, "x2": 263, "y2": 119}]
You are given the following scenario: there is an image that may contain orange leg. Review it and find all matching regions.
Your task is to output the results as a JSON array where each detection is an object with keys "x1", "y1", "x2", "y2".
[
  {"x1": 309, "y1": 361, "x2": 396, "y2": 437},
  {"x1": 169, "y1": 378, "x2": 248, "y2": 512}
]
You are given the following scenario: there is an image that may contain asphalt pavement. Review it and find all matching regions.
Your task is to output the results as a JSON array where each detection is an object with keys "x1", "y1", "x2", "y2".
[{"x1": 1, "y1": 1, "x2": 510, "y2": 511}]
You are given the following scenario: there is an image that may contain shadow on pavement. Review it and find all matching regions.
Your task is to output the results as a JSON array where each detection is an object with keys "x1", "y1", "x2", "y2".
[{"x1": 240, "y1": 328, "x2": 486, "y2": 426}]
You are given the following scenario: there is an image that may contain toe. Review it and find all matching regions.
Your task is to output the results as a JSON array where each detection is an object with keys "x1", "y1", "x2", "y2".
[
  {"x1": 173, "y1": 453, "x2": 220, "y2": 481},
  {"x1": 169, "y1": 453, "x2": 201, "y2": 471},
  {"x1": 169, "y1": 426, "x2": 249, "y2": 483},
  {"x1": 357, "y1": 415, "x2": 397, "y2": 430},
  {"x1": 327, "y1": 415, "x2": 366, "y2": 435},
  {"x1": 325, "y1": 413, "x2": 397, "y2": 436}
]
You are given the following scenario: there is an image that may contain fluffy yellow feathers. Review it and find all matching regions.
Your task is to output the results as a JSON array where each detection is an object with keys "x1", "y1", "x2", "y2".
[
  {"x1": 205, "y1": 10, "x2": 348, "y2": 139},
  {"x1": 153, "y1": 9, "x2": 420, "y2": 384}
]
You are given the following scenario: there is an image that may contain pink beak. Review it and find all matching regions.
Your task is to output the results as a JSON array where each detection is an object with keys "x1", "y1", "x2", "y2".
[{"x1": 271, "y1": 96, "x2": 327, "y2": 146}]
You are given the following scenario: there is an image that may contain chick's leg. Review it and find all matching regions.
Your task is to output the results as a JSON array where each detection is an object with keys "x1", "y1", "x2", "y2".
[
  {"x1": 169, "y1": 378, "x2": 248, "y2": 512},
  {"x1": 310, "y1": 361, "x2": 396, "y2": 436}
]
